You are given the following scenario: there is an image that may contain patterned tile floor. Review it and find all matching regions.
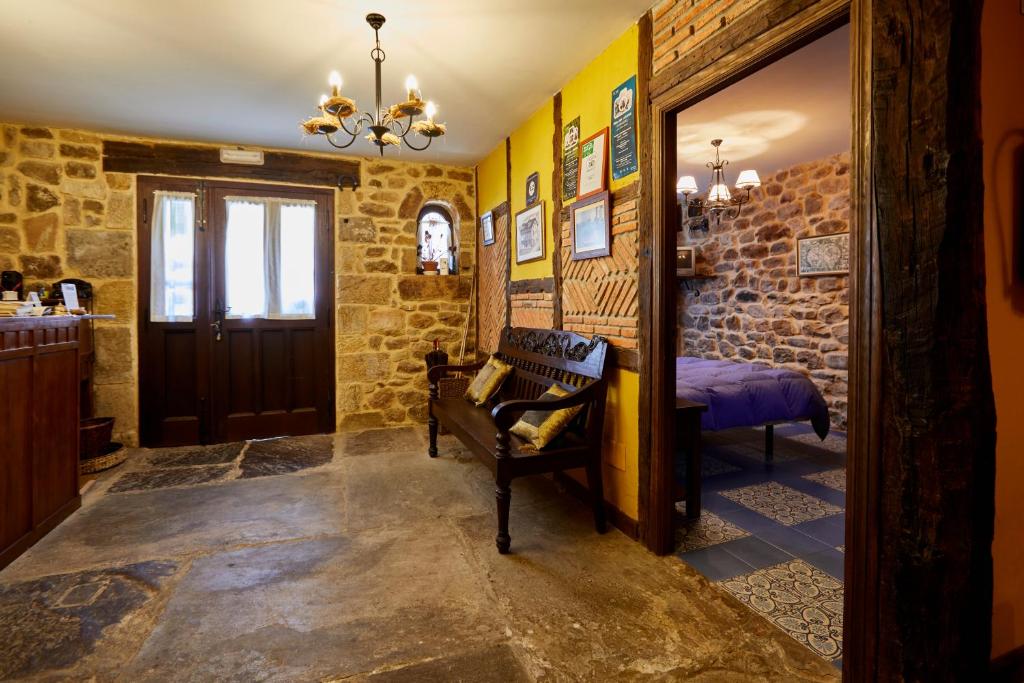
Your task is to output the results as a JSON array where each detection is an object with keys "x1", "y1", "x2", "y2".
[{"x1": 674, "y1": 423, "x2": 847, "y2": 667}]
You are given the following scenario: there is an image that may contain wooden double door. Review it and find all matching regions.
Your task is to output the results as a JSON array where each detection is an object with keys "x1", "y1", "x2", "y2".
[{"x1": 138, "y1": 177, "x2": 335, "y2": 447}]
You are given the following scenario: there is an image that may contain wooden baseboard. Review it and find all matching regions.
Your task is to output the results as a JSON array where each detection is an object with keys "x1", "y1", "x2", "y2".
[
  {"x1": 991, "y1": 644, "x2": 1024, "y2": 682},
  {"x1": 0, "y1": 495, "x2": 81, "y2": 571},
  {"x1": 552, "y1": 470, "x2": 639, "y2": 540}
]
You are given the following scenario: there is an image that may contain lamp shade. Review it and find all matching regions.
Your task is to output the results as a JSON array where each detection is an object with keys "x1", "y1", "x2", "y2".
[
  {"x1": 708, "y1": 183, "x2": 732, "y2": 203},
  {"x1": 735, "y1": 169, "x2": 761, "y2": 190},
  {"x1": 676, "y1": 175, "x2": 698, "y2": 194}
]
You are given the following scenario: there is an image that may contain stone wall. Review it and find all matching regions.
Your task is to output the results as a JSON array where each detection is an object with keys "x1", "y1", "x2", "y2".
[
  {"x1": 678, "y1": 152, "x2": 850, "y2": 429},
  {"x1": 0, "y1": 122, "x2": 475, "y2": 444}
]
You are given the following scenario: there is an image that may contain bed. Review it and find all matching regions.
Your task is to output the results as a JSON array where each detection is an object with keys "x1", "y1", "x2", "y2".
[{"x1": 676, "y1": 356, "x2": 830, "y2": 459}]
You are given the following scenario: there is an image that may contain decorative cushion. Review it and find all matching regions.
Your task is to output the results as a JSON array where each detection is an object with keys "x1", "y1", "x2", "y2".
[
  {"x1": 510, "y1": 384, "x2": 583, "y2": 450},
  {"x1": 464, "y1": 355, "x2": 513, "y2": 406}
]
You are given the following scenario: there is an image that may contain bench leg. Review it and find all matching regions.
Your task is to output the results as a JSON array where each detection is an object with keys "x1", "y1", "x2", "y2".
[
  {"x1": 428, "y1": 413, "x2": 439, "y2": 458},
  {"x1": 765, "y1": 424, "x2": 774, "y2": 463},
  {"x1": 495, "y1": 477, "x2": 512, "y2": 554},
  {"x1": 585, "y1": 457, "x2": 608, "y2": 534},
  {"x1": 684, "y1": 412, "x2": 702, "y2": 520}
]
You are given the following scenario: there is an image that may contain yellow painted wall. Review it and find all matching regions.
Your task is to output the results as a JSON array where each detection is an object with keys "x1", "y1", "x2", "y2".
[
  {"x1": 475, "y1": 22, "x2": 642, "y2": 522},
  {"x1": 561, "y1": 24, "x2": 641, "y2": 193},
  {"x1": 477, "y1": 140, "x2": 507, "y2": 215},
  {"x1": 509, "y1": 100, "x2": 555, "y2": 281}
]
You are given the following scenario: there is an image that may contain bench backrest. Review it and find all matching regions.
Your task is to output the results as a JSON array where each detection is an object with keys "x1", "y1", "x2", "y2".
[{"x1": 495, "y1": 327, "x2": 609, "y2": 401}]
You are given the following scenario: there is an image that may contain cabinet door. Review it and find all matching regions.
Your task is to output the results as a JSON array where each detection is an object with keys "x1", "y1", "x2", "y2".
[
  {"x1": 0, "y1": 357, "x2": 33, "y2": 553},
  {"x1": 32, "y1": 347, "x2": 79, "y2": 525}
]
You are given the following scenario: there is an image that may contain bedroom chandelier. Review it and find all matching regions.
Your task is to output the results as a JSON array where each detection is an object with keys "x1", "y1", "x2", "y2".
[
  {"x1": 300, "y1": 13, "x2": 446, "y2": 156},
  {"x1": 676, "y1": 139, "x2": 760, "y2": 231}
]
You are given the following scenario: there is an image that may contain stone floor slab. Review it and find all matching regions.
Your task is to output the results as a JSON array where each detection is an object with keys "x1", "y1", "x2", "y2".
[{"x1": 239, "y1": 434, "x2": 334, "y2": 478}]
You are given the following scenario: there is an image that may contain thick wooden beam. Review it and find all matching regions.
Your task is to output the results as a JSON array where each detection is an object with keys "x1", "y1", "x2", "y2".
[
  {"x1": 865, "y1": 0, "x2": 994, "y2": 678},
  {"x1": 508, "y1": 278, "x2": 555, "y2": 295},
  {"x1": 505, "y1": 137, "x2": 513, "y2": 330},
  {"x1": 552, "y1": 91, "x2": 564, "y2": 330},
  {"x1": 103, "y1": 140, "x2": 360, "y2": 187}
]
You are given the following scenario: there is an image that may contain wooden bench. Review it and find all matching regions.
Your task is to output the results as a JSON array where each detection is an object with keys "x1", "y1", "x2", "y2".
[{"x1": 428, "y1": 327, "x2": 610, "y2": 554}]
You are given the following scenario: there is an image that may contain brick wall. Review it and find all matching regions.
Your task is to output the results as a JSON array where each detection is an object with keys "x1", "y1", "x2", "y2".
[
  {"x1": 509, "y1": 290, "x2": 555, "y2": 329},
  {"x1": 652, "y1": 0, "x2": 760, "y2": 74},
  {"x1": 561, "y1": 185, "x2": 640, "y2": 354},
  {"x1": 679, "y1": 152, "x2": 850, "y2": 428}
]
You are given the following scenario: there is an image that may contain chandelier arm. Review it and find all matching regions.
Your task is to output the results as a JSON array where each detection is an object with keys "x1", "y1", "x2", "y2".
[
  {"x1": 402, "y1": 134, "x2": 433, "y2": 152},
  {"x1": 323, "y1": 129, "x2": 359, "y2": 150},
  {"x1": 392, "y1": 115, "x2": 415, "y2": 138},
  {"x1": 337, "y1": 115, "x2": 363, "y2": 139}
]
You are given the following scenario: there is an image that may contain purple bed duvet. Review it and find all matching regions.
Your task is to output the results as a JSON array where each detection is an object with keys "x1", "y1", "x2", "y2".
[{"x1": 676, "y1": 357, "x2": 830, "y2": 439}]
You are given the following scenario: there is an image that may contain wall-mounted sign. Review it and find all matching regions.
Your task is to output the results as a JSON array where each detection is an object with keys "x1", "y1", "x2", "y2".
[
  {"x1": 611, "y1": 75, "x2": 638, "y2": 180},
  {"x1": 526, "y1": 171, "x2": 540, "y2": 206},
  {"x1": 576, "y1": 128, "x2": 609, "y2": 200},
  {"x1": 562, "y1": 116, "x2": 581, "y2": 201}
]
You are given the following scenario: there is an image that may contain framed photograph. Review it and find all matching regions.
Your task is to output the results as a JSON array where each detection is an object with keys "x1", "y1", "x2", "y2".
[
  {"x1": 480, "y1": 211, "x2": 495, "y2": 246},
  {"x1": 570, "y1": 191, "x2": 611, "y2": 260},
  {"x1": 576, "y1": 127, "x2": 609, "y2": 200},
  {"x1": 525, "y1": 171, "x2": 540, "y2": 206},
  {"x1": 515, "y1": 201, "x2": 545, "y2": 264},
  {"x1": 798, "y1": 233, "x2": 850, "y2": 276},
  {"x1": 676, "y1": 246, "x2": 695, "y2": 277}
]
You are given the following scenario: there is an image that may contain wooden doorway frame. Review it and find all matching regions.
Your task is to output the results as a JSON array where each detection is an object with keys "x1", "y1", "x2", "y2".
[{"x1": 640, "y1": 0, "x2": 995, "y2": 679}]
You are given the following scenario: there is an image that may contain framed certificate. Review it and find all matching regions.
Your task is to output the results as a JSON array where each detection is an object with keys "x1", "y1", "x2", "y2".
[{"x1": 576, "y1": 128, "x2": 608, "y2": 200}]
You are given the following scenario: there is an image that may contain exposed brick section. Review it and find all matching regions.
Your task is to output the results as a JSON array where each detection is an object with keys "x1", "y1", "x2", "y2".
[
  {"x1": 679, "y1": 152, "x2": 850, "y2": 428},
  {"x1": 510, "y1": 291, "x2": 554, "y2": 329},
  {"x1": 652, "y1": 0, "x2": 760, "y2": 74},
  {"x1": 561, "y1": 187, "x2": 640, "y2": 351},
  {"x1": 477, "y1": 205, "x2": 509, "y2": 352}
]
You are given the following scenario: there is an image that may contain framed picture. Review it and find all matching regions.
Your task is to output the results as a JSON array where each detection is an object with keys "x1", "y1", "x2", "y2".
[
  {"x1": 526, "y1": 171, "x2": 540, "y2": 206},
  {"x1": 570, "y1": 191, "x2": 611, "y2": 260},
  {"x1": 515, "y1": 201, "x2": 545, "y2": 264},
  {"x1": 576, "y1": 127, "x2": 609, "y2": 200},
  {"x1": 798, "y1": 233, "x2": 850, "y2": 276},
  {"x1": 676, "y1": 246, "x2": 695, "y2": 276},
  {"x1": 480, "y1": 211, "x2": 495, "y2": 246}
]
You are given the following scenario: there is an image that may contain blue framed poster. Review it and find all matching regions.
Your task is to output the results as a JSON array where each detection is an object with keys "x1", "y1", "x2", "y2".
[{"x1": 611, "y1": 75, "x2": 638, "y2": 180}]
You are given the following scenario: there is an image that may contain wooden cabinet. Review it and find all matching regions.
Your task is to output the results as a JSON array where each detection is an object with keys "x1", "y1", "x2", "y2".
[{"x1": 0, "y1": 317, "x2": 82, "y2": 570}]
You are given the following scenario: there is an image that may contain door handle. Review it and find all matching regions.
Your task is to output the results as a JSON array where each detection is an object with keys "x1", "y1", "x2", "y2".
[{"x1": 211, "y1": 300, "x2": 230, "y2": 342}]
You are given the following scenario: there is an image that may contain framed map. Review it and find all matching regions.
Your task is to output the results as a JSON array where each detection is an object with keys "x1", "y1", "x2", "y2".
[{"x1": 797, "y1": 233, "x2": 849, "y2": 276}]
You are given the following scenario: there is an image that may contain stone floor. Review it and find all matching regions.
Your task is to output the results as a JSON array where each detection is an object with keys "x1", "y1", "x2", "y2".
[{"x1": 1, "y1": 428, "x2": 839, "y2": 682}]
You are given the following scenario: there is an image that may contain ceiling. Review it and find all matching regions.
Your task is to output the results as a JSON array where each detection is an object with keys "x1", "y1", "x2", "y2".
[
  {"x1": 0, "y1": 0, "x2": 652, "y2": 166},
  {"x1": 675, "y1": 24, "x2": 850, "y2": 183}
]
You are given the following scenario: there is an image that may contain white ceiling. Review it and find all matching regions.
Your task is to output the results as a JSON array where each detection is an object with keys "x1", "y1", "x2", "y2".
[
  {"x1": 675, "y1": 24, "x2": 850, "y2": 182},
  {"x1": 0, "y1": 0, "x2": 653, "y2": 166}
]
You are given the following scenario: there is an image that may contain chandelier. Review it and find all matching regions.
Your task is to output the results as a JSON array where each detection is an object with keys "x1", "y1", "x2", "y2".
[
  {"x1": 676, "y1": 139, "x2": 760, "y2": 231},
  {"x1": 301, "y1": 13, "x2": 446, "y2": 156}
]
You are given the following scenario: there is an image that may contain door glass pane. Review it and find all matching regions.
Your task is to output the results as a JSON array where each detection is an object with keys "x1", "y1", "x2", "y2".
[
  {"x1": 278, "y1": 203, "x2": 316, "y2": 318},
  {"x1": 150, "y1": 192, "x2": 195, "y2": 322},
  {"x1": 225, "y1": 200, "x2": 267, "y2": 318}
]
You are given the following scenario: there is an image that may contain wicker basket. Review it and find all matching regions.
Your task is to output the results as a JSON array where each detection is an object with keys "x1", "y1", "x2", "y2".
[
  {"x1": 438, "y1": 374, "x2": 471, "y2": 399},
  {"x1": 80, "y1": 442, "x2": 127, "y2": 475},
  {"x1": 80, "y1": 417, "x2": 114, "y2": 459}
]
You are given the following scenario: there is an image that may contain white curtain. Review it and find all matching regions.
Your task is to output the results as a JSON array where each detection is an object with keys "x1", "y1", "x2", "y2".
[
  {"x1": 150, "y1": 191, "x2": 196, "y2": 323},
  {"x1": 224, "y1": 196, "x2": 316, "y2": 320}
]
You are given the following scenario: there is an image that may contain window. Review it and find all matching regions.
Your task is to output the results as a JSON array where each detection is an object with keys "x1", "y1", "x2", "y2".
[
  {"x1": 417, "y1": 205, "x2": 457, "y2": 273},
  {"x1": 150, "y1": 191, "x2": 196, "y2": 322},
  {"x1": 224, "y1": 196, "x2": 317, "y2": 319}
]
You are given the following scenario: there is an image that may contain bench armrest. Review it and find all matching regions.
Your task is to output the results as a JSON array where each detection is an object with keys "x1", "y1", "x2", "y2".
[
  {"x1": 427, "y1": 359, "x2": 487, "y2": 385},
  {"x1": 490, "y1": 380, "x2": 605, "y2": 431}
]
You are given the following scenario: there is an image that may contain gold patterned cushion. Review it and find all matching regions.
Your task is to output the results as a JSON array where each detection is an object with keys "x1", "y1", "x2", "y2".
[
  {"x1": 509, "y1": 384, "x2": 583, "y2": 450},
  {"x1": 464, "y1": 355, "x2": 512, "y2": 406}
]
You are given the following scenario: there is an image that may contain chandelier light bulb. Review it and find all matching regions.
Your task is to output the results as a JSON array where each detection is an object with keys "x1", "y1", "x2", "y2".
[
  {"x1": 328, "y1": 70, "x2": 343, "y2": 95},
  {"x1": 425, "y1": 101, "x2": 437, "y2": 122},
  {"x1": 318, "y1": 93, "x2": 329, "y2": 108},
  {"x1": 405, "y1": 75, "x2": 421, "y2": 101}
]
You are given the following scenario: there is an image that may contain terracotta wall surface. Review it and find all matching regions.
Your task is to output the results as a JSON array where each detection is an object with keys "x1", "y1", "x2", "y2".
[
  {"x1": 509, "y1": 291, "x2": 555, "y2": 329},
  {"x1": 679, "y1": 152, "x2": 850, "y2": 429},
  {"x1": 982, "y1": 0, "x2": 1024, "y2": 660},
  {"x1": 0, "y1": 122, "x2": 476, "y2": 445},
  {"x1": 652, "y1": 0, "x2": 759, "y2": 73}
]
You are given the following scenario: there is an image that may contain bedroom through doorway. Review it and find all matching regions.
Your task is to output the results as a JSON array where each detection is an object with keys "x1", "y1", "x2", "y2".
[{"x1": 668, "y1": 22, "x2": 850, "y2": 668}]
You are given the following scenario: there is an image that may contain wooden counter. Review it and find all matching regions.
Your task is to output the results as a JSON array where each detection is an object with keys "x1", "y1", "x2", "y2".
[{"x1": 0, "y1": 317, "x2": 82, "y2": 569}]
